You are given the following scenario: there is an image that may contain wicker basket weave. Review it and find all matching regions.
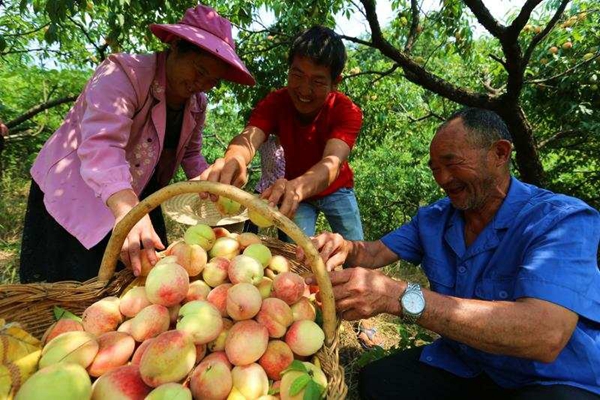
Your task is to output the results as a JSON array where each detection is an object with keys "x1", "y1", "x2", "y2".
[{"x1": 0, "y1": 181, "x2": 347, "y2": 399}]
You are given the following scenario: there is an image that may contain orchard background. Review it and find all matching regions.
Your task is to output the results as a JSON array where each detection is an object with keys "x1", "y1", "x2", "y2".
[{"x1": 0, "y1": 0, "x2": 598, "y2": 395}]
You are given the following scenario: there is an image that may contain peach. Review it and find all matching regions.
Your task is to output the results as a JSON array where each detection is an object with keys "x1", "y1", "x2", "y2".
[
  {"x1": 243, "y1": 243, "x2": 272, "y2": 267},
  {"x1": 209, "y1": 237, "x2": 240, "y2": 260},
  {"x1": 225, "y1": 320, "x2": 269, "y2": 366},
  {"x1": 155, "y1": 255, "x2": 179, "y2": 267},
  {"x1": 139, "y1": 330, "x2": 196, "y2": 387},
  {"x1": 146, "y1": 383, "x2": 192, "y2": 400},
  {"x1": 87, "y1": 331, "x2": 135, "y2": 377},
  {"x1": 168, "y1": 303, "x2": 181, "y2": 325},
  {"x1": 207, "y1": 283, "x2": 232, "y2": 316},
  {"x1": 280, "y1": 362, "x2": 327, "y2": 400},
  {"x1": 202, "y1": 351, "x2": 232, "y2": 370},
  {"x1": 119, "y1": 286, "x2": 151, "y2": 318},
  {"x1": 145, "y1": 263, "x2": 189, "y2": 307},
  {"x1": 228, "y1": 255, "x2": 264, "y2": 285},
  {"x1": 184, "y1": 223, "x2": 216, "y2": 251},
  {"x1": 259, "y1": 340, "x2": 294, "y2": 381},
  {"x1": 255, "y1": 298, "x2": 294, "y2": 338},
  {"x1": 202, "y1": 257, "x2": 230, "y2": 287},
  {"x1": 285, "y1": 320, "x2": 325, "y2": 357},
  {"x1": 256, "y1": 276, "x2": 273, "y2": 299},
  {"x1": 82, "y1": 296, "x2": 123, "y2": 336},
  {"x1": 15, "y1": 363, "x2": 91, "y2": 400},
  {"x1": 226, "y1": 283, "x2": 262, "y2": 321},
  {"x1": 207, "y1": 318, "x2": 234, "y2": 352},
  {"x1": 290, "y1": 297, "x2": 316, "y2": 322},
  {"x1": 117, "y1": 319, "x2": 133, "y2": 334},
  {"x1": 266, "y1": 255, "x2": 291, "y2": 278},
  {"x1": 131, "y1": 338, "x2": 154, "y2": 365},
  {"x1": 189, "y1": 355, "x2": 233, "y2": 400},
  {"x1": 215, "y1": 196, "x2": 241, "y2": 216},
  {"x1": 195, "y1": 343, "x2": 207, "y2": 364},
  {"x1": 177, "y1": 300, "x2": 223, "y2": 344},
  {"x1": 91, "y1": 364, "x2": 152, "y2": 399},
  {"x1": 41, "y1": 318, "x2": 84, "y2": 345},
  {"x1": 130, "y1": 304, "x2": 170, "y2": 342},
  {"x1": 185, "y1": 279, "x2": 211, "y2": 303},
  {"x1": 39, "y1": 331, "x2": 98, "y2": 369},
  {"x1": 272, "y1": 272, "x2": 306, "y2": 305},
  {"x1": 248, "y1": 200, "x2": 273, "y2": 228},
  {"x1": 169, "y1": 242, "x2": 207, "y2": 277},
  {"x1": 237, "y1": 232, "x2": 262, "y2": 250},
  {"x1": 231, "y1": 363, "x2": 269, "y2": 399},
  {"x1": 213, "y1": 226, "x2": 231, "y2": 239},
  {"x1": 227, "y1": 387, "x2": 246, "y2": 399}
]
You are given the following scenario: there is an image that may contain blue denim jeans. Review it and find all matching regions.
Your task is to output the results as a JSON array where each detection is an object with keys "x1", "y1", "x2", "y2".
[{"x1": 292, "y1": 188, "x2": 364, "y2": 241}]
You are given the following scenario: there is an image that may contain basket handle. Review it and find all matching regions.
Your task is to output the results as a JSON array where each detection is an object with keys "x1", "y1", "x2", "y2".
[{"x1": 98, "y1": 181, "x2": 338, "y2": 345}]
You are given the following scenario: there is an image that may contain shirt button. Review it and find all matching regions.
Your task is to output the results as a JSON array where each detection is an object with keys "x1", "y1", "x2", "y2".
[
  {"x1": 499, "y1": 290, "x2": 508, "y2": 299},
  {"x1": 135, "y1": 163, "x2": 140, "y2": 168},
  {"x1": 458, "y1": 266, "x2": 467, "y2": 274},
  {"x1": 459, "y1": 344, "x2": 467, "y2": 351},
  {"x1": 147, "y1": 138, "x2": 152, "y2": 142},
  {"x1": 426, "y1": 356, "x2": 433, "y2": 362}
]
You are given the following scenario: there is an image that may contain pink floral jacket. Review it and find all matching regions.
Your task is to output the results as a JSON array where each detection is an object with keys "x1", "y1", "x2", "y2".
[{"x1": 31, "y1": 51, "x2": 209, "y2": 249}]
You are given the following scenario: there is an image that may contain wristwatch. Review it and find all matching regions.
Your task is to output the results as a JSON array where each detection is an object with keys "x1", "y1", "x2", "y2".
[{"x1": 400, "y1": 282, "x2": 425, "y2": 324}]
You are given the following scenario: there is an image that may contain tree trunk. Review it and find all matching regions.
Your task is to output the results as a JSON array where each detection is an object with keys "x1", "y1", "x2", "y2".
[{"x1": 495, "y1": 104, "x2": 545, "y2": 187}]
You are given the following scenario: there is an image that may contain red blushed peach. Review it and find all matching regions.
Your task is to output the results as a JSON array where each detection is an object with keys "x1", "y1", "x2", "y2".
[
  {"x1": 177, "y1": 301, "x2": 223, "y2": 345},
  {"x1": 40, "y1": 331, "x2": 99, "y2": 369},
  {"x1": 209, "y1": 237, "x2": 240, "y2": 260},
  {"x1": 42, "y1": 318, "x2": 84, "y2": 346},
  {"x1": 189, "y1": 355, "x2": 233, "y2": 400},
  {"x1": 290, "y1": 297, "x2": 316, "y2": 322},
  {"x1": 117, "y1": 319, "x2": 133, "y2": 334},
  {"x1": 237, "y1": 232, "x2": 262, "y2": 250},
  {"x1": 213, "y1": 227, "x2": 231, "y2": 239},
  {"x1": 285, "y1": 320, "x2": 325, "y2": 357},
  {"x1": 259, "y1": 340, "x2": 295, "y2": 381},
  {"x1": 139, "y1": 330, "x2": 196, "y2": 387},
  {"x1": 257, "y1": 276, "x2": 273, "y2": 299},
  {"x1": 184, "y1": 280, "x2": 211, "y2": 303},
  {"x1": 169, "y1": 242, "x2": 207, "y2": 277},
  {"x1": 202, "y1": 351, "x2": 232, "y2": 370},
  {"x1": 195, "y1": 343, "x2": 207, "y2": 364},
  {"x1": 272, "y1": 272, "x2": 306, "y2": 305},
  {"x1": 202, "y1": 256, "x2": 230, "y2": 288},
  {"x1": 91, "y1": 365, "x2": 152, "y2": 399},
  {"x1": 130, "y1": 304, "x2": 170, "y2": 342},
  {"x1": 119, "y1": 286, "x2": 151, "y2": 318},
  {"x1": 255, "y1": 298, "x2": 294, "y2": 338},
  {"x1": 131, "y1": 338, "x2": 154, "y2": 365},
  {"x1": 225, "y1": 320, "x2": 269, "y2": 366},
  {"x1": 228, "y1": 254, "x2": 264, "y2": 285},
  {"x1": 207, "y1": 283, "x2": 232, "y2": 317},
  {"x1": 226, "y1": 283, "x2": 262, "y2": 321},
  {"x1": 231, "y1": 363, "x2": 269, "y2": 399},
  {"x1": 87, "y1": 331, "x2": 135, "y2": 377},
  {"x1": 145, "y1": 263, "x2": 189, "y2": 307},
  {"x1": 82, "y1": 296, "x2": 123, "y2": 336}
]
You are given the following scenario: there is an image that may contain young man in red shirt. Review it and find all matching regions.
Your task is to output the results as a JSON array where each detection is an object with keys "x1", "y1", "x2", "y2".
[{"x1": 201, "y1": 25, "x2": 364, "y2": 241}]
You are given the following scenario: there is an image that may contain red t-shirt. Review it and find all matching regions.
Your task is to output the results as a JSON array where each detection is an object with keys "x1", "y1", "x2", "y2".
[{"x1": 247, "y1": 88, "x2": 362, "y2": 199}]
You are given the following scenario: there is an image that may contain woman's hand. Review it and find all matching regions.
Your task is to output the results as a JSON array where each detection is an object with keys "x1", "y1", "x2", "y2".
[
  {"x1": 296, "y1": 232, "x2": 349, "y2": 272},
  {"x1": 197, "y1": 156, "x2": 248, "y2": 201},
  {"x1": 107, "y1": 189, "x2": 164, "y2": 276}
]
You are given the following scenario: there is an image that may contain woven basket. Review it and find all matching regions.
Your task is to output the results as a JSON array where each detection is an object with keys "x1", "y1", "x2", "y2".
[{"x1": 0, "y1": 181, "x2": 347, "y2": 399}]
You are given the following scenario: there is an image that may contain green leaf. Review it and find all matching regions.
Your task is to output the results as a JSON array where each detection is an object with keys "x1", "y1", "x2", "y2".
[
  {"x1": 268, "y1": 386, "x2": 280, "y2": 395},
  {"x1": 0, "y1": 35, "x2": 6, "y2": 53},
  {"x1": 303, "y1": 380, "x2": 326, "y2": 400},
  {"x1": 289, "y1": 373, "x2": 311, "y2": 396},
  {"x1": 283, "y1": 360, "x2": 308, "y2": 374},
  {"x1": 53, "y1": 306, "x2": 82, "y2": 322}
]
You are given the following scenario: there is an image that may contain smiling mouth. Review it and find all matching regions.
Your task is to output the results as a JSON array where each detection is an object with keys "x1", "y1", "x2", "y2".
[
  {"x1": 296, "y1": 95, "x2": 311, "y2": 103},
  {"x1": 445, "y1": 186, "x2": 465, "y2": 196}
]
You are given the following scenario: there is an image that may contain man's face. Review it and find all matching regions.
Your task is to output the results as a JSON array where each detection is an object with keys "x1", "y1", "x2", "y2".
[
  {"x1": 287, "y1": 55, "x2": 336, "y2": 119},
  {"x1": 428, "y1": 119, "x2": 498, "y2": 211}
]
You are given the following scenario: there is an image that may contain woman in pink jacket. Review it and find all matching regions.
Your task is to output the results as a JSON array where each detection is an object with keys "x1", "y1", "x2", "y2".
[{"x1": 19, "y1": 5, "x2": 255, "y2": 283}]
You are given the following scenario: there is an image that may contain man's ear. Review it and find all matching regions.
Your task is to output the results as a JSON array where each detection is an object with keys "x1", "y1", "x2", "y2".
[{"x1": 493, "y1": 139, "x2": 513, "y2": 167}]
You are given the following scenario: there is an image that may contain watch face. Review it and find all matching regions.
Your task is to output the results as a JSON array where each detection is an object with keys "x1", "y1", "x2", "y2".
[{"x1": 402, "y1": 292, "x2": 425, "y2": 314}]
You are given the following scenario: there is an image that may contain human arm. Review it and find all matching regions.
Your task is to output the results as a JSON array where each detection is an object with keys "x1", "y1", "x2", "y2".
[
  {"x1": 183, "y1": 93, "x2": 210, "y2": 179},
  {"x1": 198, "y1": 125, "x2": 267, "y2": 199},
  {"x1": 261, "y1": 138, "x2": 350, "y2": 217},
  {"x1": 0, "y1": 119, "x2": 8, "y2": 137}
]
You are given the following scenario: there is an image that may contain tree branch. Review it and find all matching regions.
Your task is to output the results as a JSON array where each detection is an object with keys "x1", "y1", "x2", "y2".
[
  {"x1": 523, "y1": 0, "x2": 570, "y2": 67},
  {"x1": 67, "y1": 16, "x2": 106, "y2": 61},
  {"x1": 359, "y1": 0, "x2": 493, "y2": 108},
  {"x1": 0, "y1": 48, "x2": 70, "y2": 56},
  {"x1": 344, "y1": 64, "x2": 400, "y2": 80},
  {"x1": 2, "y1": 23, "x2": 50, "y2": 37},
  {"x1": 462, "y1": 0, "x2": 506, "y2": 39},
  {"x1": 526, "y1": 52, "x2": 600, "y2": 84},
  {"x1": 6, "y1": 95, "x2": 78, "y2": 129},
  {"x1": 506, "y1": 0, "x2": 544, "y2": 40},
  {"x1": 339, "y1": 34, "x2": 372, "y2": 47},
  {"x1": 404, "y1": 0, "x2": 420, "y2": 53},
  {"x1": 537, "y1": 129, "x2": 583, "y2": 149}
]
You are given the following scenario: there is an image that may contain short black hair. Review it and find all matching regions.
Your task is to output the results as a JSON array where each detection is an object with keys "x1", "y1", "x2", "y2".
[
  {"x1": 288, "y1": 26, "x2": 347, "y2": 80},
  {"x1": 441, "y1": 108, "x2": 513, "y2": 147}
]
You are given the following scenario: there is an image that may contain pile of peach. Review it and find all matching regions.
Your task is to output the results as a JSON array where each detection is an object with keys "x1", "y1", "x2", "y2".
[{"x1": 15, "y1": 225, "x2": 327, "y2": 400}]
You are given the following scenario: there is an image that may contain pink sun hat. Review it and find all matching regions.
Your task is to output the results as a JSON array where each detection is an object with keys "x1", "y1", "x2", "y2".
[{"x1": 149, "y1": 4, "x2": 255, "y2": 86}]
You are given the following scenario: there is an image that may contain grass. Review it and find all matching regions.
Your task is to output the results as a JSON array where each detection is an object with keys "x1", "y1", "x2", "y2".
[{"x1": 0, "y1": 175, "x2": 434, "y2": 398}]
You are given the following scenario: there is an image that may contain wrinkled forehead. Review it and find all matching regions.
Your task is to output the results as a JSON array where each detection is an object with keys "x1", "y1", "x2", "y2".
[{"x1": 431, "y1": 119, "x2": 469, "y2": 150}]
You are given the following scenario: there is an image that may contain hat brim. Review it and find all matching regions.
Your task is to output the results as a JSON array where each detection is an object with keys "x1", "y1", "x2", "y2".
[
  {"x1": 162, "y1": 193, "x2": 249, "y2": 226},
  {"x1": 149, "y1": 23, "x2": 256, "y2": 86}
]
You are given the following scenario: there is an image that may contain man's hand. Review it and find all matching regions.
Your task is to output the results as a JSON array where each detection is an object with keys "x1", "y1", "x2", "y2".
[
  {"x1": 261, "y1": 178, "x2": 304, "y2": 218},
  {"x1": 297, "y1": 232, "x2": 349, "y2": 272},
  {"x1": 198, "y1": 156, "x2": 248, "y2": 201},
  {"x1": 115, "y1": 214, "x2": 164, "y2": 276},
  {"x1": 310, "y1": 267, "x2": 405, "y2": 321}
]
